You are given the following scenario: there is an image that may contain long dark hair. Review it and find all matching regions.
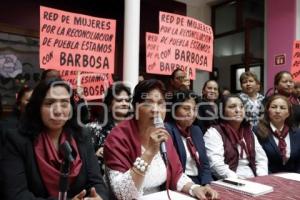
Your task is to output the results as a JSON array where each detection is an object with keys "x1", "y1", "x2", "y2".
[
  {"x1": 274, "y1": 71, "x2": 291, "y2": 87},
  {"x1": 256, "y1": 94, "x2": 293, "y2": 140},
  {"x1": 20, "y1": 78, "x2": 81, "y2": 140},
  {"x1": 274, "y1": 71, "x2": 292, "y2": 95},
  {"x1": 16, "y1": 85, "x2": 33, "y2": 107},
  {"x1": 12, "y1": 85, "x2": 33, "y2": 118}
]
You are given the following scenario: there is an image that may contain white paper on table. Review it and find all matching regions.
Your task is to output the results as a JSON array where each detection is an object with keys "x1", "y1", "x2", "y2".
[{"x1": 274, "y1": 173, "x2": 300, "y2": 182}]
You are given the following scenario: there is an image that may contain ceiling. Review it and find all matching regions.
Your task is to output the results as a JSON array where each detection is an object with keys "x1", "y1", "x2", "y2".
[{"x1": 174, "y1": 0, "x2": 226, "y2": 7}]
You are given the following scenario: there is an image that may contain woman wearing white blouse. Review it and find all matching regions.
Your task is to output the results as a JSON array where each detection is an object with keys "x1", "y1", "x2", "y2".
[
  {"x1": 253, "y1": 94, "x2": 300, "y2": 173},
  {"x1": 203, "y1": 95, "x2": 268, "y2": 179},
  {"x1": 104, "y1": 80, "x2": 219, "y2": 200}
]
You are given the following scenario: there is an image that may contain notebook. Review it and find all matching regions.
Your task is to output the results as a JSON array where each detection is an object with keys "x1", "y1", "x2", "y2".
[
  {"x1": 140, "y1": 190, "x2": 196, "y2": 200},
  {"x1": 212, "y1": 178, "x2": 273, "y2": 197},
  {"x1": 274, "y1": 173, "x2": 300, "y2": 182}
]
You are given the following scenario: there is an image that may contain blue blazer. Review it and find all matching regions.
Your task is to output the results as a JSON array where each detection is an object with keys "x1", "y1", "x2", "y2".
[
  {"x1": 253, "y1": 126, "x2": 300, "y2": 173},
  {"x1": 165, "y1": 122, "x2": 213, "y2": 185}
]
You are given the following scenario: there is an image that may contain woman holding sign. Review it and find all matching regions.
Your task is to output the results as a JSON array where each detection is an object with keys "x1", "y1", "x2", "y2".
[
  {"x1": 87, "y1": 82, "x2": 132, "y2": 172},
  {"x1": 1, "y1": 78, "x2": 109, "y2": 200}
]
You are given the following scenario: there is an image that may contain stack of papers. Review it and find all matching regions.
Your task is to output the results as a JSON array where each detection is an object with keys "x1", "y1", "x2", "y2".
[
  {"x1": 212, "y1": 178, "x2": 273, "y2": 197},
  {"x1": 274, "y1": 173, "x2": 300, "y2": 182}
]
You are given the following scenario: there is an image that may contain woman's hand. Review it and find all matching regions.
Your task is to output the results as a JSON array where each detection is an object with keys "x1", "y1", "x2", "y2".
[
  {"x1": 144, "y1": 127, "x2": 169, "y2": 158},
  {"x1": 192, "y1": 184, "x2": 219, "y2": 200},
  {"x1": 83, "y1": 187, "x2": 103, "y2": 200},
  {"x1": 72, "y1": 187, "x2": 103, "y2": 200},
  {"x1": 95, "y1": 147, "x2": 104, "y2": 158},
  {"x1": 72, "y1": 189, "x2": 86, "y2": 200}
]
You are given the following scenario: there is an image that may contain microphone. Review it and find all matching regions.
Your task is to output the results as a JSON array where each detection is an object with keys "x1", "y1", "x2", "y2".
[
  {"x1": 153, "y1": 115, "x2": 168, "y2": 165},
  {"x1": 60, "y1": 141, "x2": 74, "y2": 164},
  {"x1": 58, "y1": 141, "x2": 74, "y2": 200}
]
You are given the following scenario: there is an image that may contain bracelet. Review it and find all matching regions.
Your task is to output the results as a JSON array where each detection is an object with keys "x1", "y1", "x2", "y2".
[
  {"x1": 133, "y1": 157, "x2": 149, "y2": 173},
  {"x1": 189, "y1": 184, "x2": 200, "y2": 197},
  {"x1": 131, "y1": 167, "x2": 145, "y2": 177}
]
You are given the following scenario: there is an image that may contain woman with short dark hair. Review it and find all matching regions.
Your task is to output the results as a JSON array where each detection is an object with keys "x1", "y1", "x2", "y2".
[
  {"x1": 104, "y1": 79, "x2": 218, "y2": 200},
  {"x1": 165, "y1": 90, "x2": 215, "y2": 187},
  {"x1": 1, "y1": 78, "x2": 109, "y2": 200},
  {"x1": 239, "y1": 71, "x2": 264, "y2": 126}
]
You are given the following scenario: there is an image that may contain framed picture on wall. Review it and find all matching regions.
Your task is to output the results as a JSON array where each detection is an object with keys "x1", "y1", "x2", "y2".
[
  {"x1": 0, "y1": 23, "x2": 40, "y2": 114},
  {"x1": 230, "y1": 63, "x2": 264, "y2": 93}
]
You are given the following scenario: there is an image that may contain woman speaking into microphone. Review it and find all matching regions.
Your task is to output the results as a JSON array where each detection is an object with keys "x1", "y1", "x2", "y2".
[
  {"x1": 1, "y1": 78, "x2": 109, "y2": 200},
  {"x1": 104, "y1": 79, "x2": 218, "y2": 200}
]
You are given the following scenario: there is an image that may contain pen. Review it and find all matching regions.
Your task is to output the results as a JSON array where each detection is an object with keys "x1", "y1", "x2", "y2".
[{"x1": 222, "y1": 179, "x2": 245, "y2": 186}]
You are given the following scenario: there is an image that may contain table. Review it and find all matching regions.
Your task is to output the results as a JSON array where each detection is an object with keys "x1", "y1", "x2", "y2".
[{"x1": 212, "y1": 175, "x2": 300, "y2": 200}]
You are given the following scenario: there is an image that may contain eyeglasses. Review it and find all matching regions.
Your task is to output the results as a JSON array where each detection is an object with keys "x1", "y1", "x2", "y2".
[
  {"x1": 115, "y1": 98, "x2": 131, "y2": 103},
  {"x1": 175, "y1": 76, "x2": 185, "y2": 81}
]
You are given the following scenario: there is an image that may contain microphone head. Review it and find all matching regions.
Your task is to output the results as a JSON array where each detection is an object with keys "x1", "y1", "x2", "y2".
[
  {"x1": 154, "y1": 115, "x2": 164, "y2": 128},
  {"x1": 60, "y1": 141, "x2": 74, "y2": 162}
]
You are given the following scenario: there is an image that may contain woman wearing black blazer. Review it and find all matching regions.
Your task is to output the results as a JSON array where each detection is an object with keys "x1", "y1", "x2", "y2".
[
  {"x1": 1, "y1": 78, "x2": 109, "y2": 200},
  {"x1": 254, "y1": 94, "x2": 300, "y2": 173},
  {"x1": 165, "y1": 90, "x2": 215, "y2": 187},
  {"x1": 194, "y1": 80, "x2": 220, "y2": 133}
]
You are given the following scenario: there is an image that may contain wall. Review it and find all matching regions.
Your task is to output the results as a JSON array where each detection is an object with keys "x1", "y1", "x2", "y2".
[
  {"x1": 266, "y1": 0, "x2": 296, "y2": 90},
  {"x1": 183, "y1": 3, "x2": 212, "y2": 95},
  {"x1": 0, "y1": 0, "x2": 38, "y2": 32}
]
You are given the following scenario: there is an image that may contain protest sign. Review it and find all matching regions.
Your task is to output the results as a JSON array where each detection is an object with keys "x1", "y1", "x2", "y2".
[
  {"x1": 61, "y1": 71, "x2": 113, "y2": 100},
  {"x1": 291, "y1": 41, "x2": 300, "y2": 81},
  {"x1": 146, "y1": 32, "x2": 195, "y2": 79},
  {"x1": 40, "y1": 6, "x2": 116, "y2": 74},
  {"x1": 159, "y1": 11, "x2": 213, "y2": 77}
]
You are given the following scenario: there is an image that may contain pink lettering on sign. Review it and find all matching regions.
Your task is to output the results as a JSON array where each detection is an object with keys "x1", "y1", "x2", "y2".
[
  {"x1": 81, "y1": 73, "x2": 113, "y2": 100},
  {"x1": 159, "y1": 11, "x2": 213, "y2": 74},
  {"x1": 40, "y1": 6, "x2": 116, "y2": 74},
  {"x1": 146, "y1": 32, "x2": 160, "y2": 74},
  {"x1": 291, "y1": 41, "x2": 300, "y2": 81},
  {"x1": 145, "y1": 32, "x2": 195, "y2": 80},
  {"x1": 61, "y1": 72, "x2": 113, "y2": 100}
]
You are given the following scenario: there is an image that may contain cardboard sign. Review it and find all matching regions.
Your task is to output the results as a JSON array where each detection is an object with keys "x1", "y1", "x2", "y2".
[
  {"x1": 291, "y1": 41, "x2": 300, "y2": 81},
  {"x1": 40, "y1": 6, "x2": 116, "y2": 74},
  {"x1": 159, "y1": 11, "x2": 213, "y2": 75},
  {"x1": 61, "y1": 72, "x2": 113, "y2": 100},
  {"x1": 146, "y1": 32, "x2": 160, "y2": 74},
  {"x1": 81, "y1": 73, "x2": 113, "y2": 100},
  {"x1": 145, "y1": 32, "x2": 195, "y2": 80}
]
